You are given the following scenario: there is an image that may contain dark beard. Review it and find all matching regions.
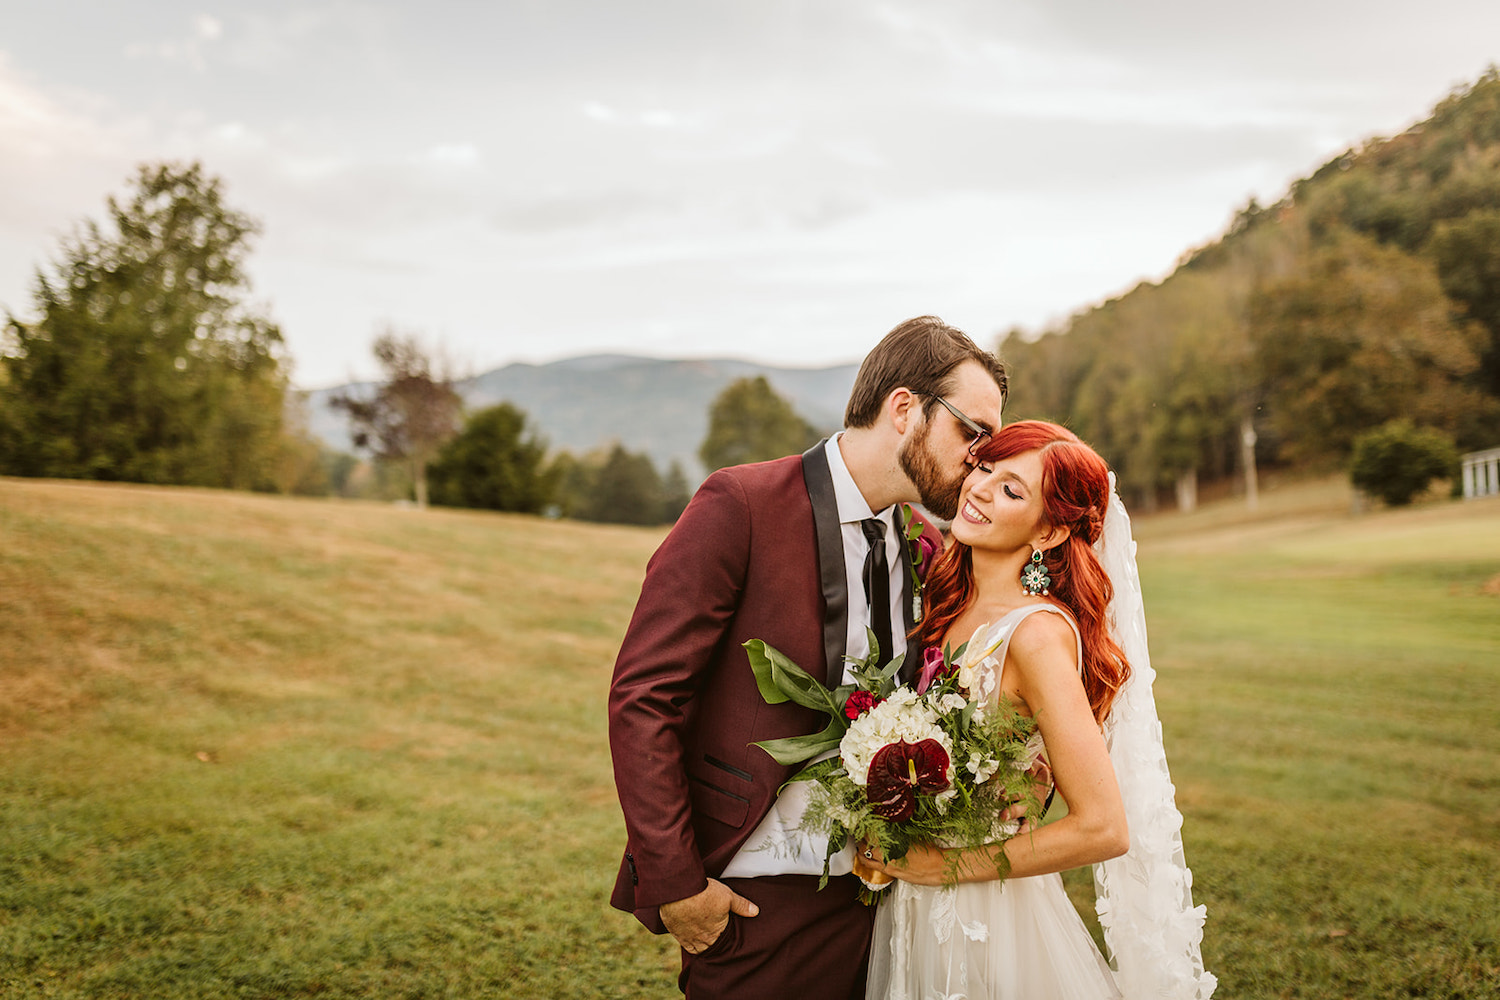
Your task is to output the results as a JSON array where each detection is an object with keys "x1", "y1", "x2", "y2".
[{"x1": 899, "y1": 420, "x2": 965, "y2": 520}]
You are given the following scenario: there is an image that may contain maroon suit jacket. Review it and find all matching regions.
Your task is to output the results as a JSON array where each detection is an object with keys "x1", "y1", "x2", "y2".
[{"x1": 607, "y1": 442, "x2": 941, "y2": 932}]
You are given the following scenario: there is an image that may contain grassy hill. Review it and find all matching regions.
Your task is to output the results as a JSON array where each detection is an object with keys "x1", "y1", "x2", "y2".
[{"x1": 2, "y1": 477, "x2": 1498, "y2": 998}]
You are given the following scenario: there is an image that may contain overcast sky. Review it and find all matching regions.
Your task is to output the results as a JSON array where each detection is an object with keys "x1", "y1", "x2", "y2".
[{"x1": 2, "y1": 1, "x2": 1498, "y2": 388}]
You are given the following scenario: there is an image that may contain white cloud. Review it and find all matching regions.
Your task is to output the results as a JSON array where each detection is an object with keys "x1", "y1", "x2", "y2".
[
  {"x1": 581, "y1": 101, "x2": 618, "y2": 123},
  {"x1": 123, "y1": 12, "x2": 225, "y2": 72},
  {"x1": 194, "y1": 14, "x2": 223, "y2": 42},
  {"x1": 208, "y1": 121, "x2": 266, "y2": 149},
  {"x1": 0, "y1": 55, "x2": 139, "y2": 215},
  {"x1": 639, "y1": 109, "x2": 687, "y2": 129},
  {"x1": 420, "y1": 143, "x2": 482, "y2": 168}
]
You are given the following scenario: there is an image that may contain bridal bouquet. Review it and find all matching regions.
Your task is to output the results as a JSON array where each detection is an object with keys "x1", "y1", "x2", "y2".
[{"x1": 745, "y1": 634, "x2": 1042, "y2": 890}]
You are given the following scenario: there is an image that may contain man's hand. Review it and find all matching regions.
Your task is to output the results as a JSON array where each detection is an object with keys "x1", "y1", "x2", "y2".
[
  {"x1": 1002, "y1": 754, "x2": 1055, "y2": 829},
  {"x1": 658, "y1": 879, "x2": 760, "y2": 954}
]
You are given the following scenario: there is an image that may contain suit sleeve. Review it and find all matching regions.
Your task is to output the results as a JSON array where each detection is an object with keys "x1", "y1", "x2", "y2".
[{"x1": 607, "y1": 469, "x2": 751, "y2": 912}]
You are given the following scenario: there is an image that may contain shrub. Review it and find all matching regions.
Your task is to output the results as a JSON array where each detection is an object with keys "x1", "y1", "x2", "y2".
[{"x1": 1349, "y1": 419, "x2": 1459, "y2": 506}]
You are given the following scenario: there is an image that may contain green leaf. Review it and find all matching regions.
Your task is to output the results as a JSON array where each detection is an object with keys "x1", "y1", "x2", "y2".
[
  {"x1": 752, "y1": 717, "x2": 845, "y2": 765},
  {"x1": 831, "y1": 683, "x2": 856, "y2": 714},
  {"x1": 743, "y1": 639, "x2": 843, "y2": 717},
  {"x1": 878, "y1": 655, "x2": 904, "y2": 688}
]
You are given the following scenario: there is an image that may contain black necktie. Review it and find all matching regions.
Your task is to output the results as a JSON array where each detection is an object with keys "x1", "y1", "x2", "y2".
[{"x1": 861, "y1": 518, "x2": 892, "y2": 668}]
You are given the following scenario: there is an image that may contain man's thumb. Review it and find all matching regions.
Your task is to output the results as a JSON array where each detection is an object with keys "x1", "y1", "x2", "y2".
[{"x1": 729, "y1": 892, "x2": 760, "y2": 918}]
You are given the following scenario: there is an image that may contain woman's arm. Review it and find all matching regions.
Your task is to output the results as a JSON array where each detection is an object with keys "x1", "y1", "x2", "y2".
[{"x1": 864, "y1": 610, "x2": 1128, "y2": 886}]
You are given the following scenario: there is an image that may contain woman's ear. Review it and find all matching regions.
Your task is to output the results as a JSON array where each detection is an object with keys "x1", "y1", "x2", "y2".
[{"x1": 1034, "y1": 522, "x2": 1071, "y2": 554}]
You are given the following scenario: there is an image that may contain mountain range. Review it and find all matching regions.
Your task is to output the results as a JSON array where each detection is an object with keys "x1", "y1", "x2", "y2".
[{"x1": 302, "y1": 355, "x2": 862, "y2": 481}]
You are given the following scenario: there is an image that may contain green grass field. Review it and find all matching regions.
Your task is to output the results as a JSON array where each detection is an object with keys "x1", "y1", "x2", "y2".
[{"x1": 2, "y1": 476, "x2": 1497, "y2": 998}]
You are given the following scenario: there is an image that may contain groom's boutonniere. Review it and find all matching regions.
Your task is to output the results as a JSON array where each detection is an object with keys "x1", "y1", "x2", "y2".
[{"x1": 899, "y1": 504, "x2": 940, "y2": 623}]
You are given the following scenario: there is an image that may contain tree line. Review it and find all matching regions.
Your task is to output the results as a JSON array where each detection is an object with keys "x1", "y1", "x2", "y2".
[
  {"x1": 1000, "y1": 68, "x2": 1500, "y2": 509},
  {"x1": 335, "y1": 340, "x2": 818, "y2": 524}
]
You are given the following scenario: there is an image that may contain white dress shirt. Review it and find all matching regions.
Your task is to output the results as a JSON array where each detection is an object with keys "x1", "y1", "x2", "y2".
[{"x1": 720, "y1": 435, "x2": 908, "y2": 878}]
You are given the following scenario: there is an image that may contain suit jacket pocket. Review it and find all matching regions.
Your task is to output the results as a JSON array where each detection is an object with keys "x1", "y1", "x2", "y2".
[{"x1": 688, "y1": 772, "x2": 750, "y2": 828}]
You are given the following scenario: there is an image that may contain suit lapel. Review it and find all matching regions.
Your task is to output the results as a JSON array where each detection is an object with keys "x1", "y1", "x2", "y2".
[
  {"x1": 896, "y1": 518, "x2": 918, "y2": 684},
  {"x1": 801, "y1": 441, "x2": 848, "y2": 689}
]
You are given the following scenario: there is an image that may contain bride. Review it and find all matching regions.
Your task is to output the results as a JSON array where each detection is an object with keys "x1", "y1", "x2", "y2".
[{"x1": 859, "y1": 421, "x2": 1215, "y2": 1000}]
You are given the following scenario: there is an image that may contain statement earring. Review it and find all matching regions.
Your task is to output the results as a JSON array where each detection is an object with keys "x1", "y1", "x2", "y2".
[{"x1": 1020, "y1": 549, "x2": 1051, "y2": 596}]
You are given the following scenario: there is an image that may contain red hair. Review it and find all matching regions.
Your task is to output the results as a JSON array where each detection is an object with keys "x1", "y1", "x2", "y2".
[{"x1": 912, "y1": 421, "x2": 1130, "y2": 724}]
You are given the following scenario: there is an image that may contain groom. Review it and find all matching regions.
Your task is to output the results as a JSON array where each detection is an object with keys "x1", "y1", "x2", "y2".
[{"x1": 608, "y1": 316, "x2": 1007, "y2": 998}]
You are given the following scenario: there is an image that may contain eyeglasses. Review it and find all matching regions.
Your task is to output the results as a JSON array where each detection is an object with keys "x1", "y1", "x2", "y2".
[{"x1": 920, "y1": 393, "x2": 993, "y2": 456}]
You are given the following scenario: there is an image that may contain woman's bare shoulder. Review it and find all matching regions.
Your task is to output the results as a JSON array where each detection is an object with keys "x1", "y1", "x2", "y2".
[{"x1": 1006, "y1": 605, "x2": 1079, "y2": 671}]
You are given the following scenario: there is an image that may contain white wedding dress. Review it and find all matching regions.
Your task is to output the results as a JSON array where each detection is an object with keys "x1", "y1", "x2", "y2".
[{"x1": 866, "y1": 605, "x2": 1123, "y2": 1000}]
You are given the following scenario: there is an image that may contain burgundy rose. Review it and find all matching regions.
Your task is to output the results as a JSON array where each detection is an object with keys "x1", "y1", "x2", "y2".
[
  {"x1": 915, "y1": 646, "x2": 947, "y2": 695},
  {"x1": 866, "y1": 739, "x2": 951, "y2": 822},
  {"x1": 844, "y1": 690, "x2": 880, "y2": 720}
]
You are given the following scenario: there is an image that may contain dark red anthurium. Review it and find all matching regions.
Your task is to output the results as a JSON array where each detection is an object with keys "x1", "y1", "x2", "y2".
[{"x1": 866, "y1": 739, "x2": 951, "y2": 822}]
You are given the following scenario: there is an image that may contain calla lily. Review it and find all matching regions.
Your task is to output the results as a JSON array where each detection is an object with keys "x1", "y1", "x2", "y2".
[
  {"x1": 913, "y1": 532, "x2": 940, "y2": 572},
  {"x1": 915, "y1": 645, "x2": 947, "y2": 695}
]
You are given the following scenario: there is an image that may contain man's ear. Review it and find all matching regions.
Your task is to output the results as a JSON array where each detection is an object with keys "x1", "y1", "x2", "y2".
[{"x1": 887, "y1": 387, "x2": 920, "y2": 435}]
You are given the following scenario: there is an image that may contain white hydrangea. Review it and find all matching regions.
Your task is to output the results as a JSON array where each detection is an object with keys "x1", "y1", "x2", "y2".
[{"x1": 838, "y1": 688, "x2": 952, "y2": 787}]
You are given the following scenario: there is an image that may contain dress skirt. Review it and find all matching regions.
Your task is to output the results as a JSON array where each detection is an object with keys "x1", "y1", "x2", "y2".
[{"x1": 867, "y1": 873, "x2": 1122, "y2": 1000}]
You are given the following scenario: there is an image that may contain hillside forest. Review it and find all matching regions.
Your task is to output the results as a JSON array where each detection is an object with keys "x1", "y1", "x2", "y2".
[
  {"x1": 3, "y1": 71, "x2": 1500, "y2": 518},
  {"x1": 1001, "y1": 69, "x2": 1500, "y2": 508}
]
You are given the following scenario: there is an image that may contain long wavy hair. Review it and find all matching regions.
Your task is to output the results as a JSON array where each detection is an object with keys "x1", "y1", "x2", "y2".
[{"x1": 912, "y1": 420, "x2": 1130, "y2": 724}]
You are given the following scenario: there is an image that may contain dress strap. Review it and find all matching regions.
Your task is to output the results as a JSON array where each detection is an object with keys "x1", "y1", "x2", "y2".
[{"x1": 957, "y1": 603, "x2": 1083, "y2": 703}]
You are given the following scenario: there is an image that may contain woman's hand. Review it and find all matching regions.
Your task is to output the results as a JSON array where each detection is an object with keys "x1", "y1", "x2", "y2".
[{"x1": 855, "y1": 839, "x2": 1008, "y2": 887}]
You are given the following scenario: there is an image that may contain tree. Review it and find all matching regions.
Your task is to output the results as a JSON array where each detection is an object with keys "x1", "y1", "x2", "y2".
[
  {"x1": 587, "y1": 444, "x2": 666, "y2": 525},
  {"x1": 1429, "y1": 208, "x2": 1500, "y2": 399},
  {"x1": 427, "y1": 402, "x2": 555, "y2": 513},
  {"x1": 699, "y1": 376, "x2": 820, "y2": 473},
  {"x1": 332, "y1": 330, "x2": 462, "y2": 508},
  {"x1": 659, "y1": 461, "x2": 691, "y2": 523},
  {"x1": 544, "y1": 450, "x2": 590, "y2": 519},
  {"x1": 550, "y1": 444, "x2": 675, "y2": 525},
  {"x1": 1350, "y1": 420, "x2": 1459, "y2": 505},
  {"x1": 269, "y1": 392, "x2": 337, "y2": 496},
  {"x1": 1249, "y1": 231, "x2": 1487, "y2": 462},
  {"x1": 0, "y1": 161, "x2": 289, "y2": 488}
]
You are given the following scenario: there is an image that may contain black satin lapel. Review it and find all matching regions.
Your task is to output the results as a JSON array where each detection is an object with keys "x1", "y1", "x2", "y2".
[
  {"x1": 897, "y1": 520, "x2": 917, "y2": 684},
  {"x1": 801, "y1": 441, "x2": 847, "y2": 689}
]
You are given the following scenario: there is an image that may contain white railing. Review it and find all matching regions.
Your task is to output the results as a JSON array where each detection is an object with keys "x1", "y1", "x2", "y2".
[{"x1": 1461, "y1": 447, "x2": 1500, "y2": 499}]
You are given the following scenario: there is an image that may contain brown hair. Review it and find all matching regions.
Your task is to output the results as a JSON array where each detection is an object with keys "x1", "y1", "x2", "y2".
[{"x1": 843, "y1": 316, "x2": 1008, "y2": 429}]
